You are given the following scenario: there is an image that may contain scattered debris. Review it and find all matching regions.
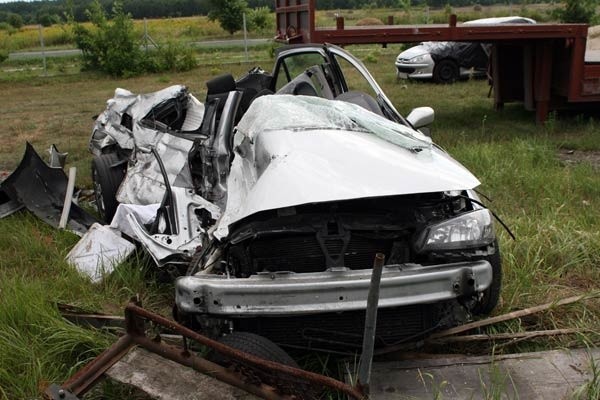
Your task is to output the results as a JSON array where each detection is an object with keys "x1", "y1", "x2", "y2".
[
  {"x1": 45, "y1": 299, "x2": 367, "y2": 400},
  {"x1": 66, "y1": 223, "x2": 136, "y2": 282},
  {"x1": 429, "y1": 294, "x2": 593, "y2": 339},
  {"x1": 0, "y1": 143, "x2": 98, "y2": 235}
]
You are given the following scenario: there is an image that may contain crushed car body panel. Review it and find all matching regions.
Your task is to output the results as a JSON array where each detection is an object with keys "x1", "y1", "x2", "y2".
[
  {"x1": 1, "y1": 143, "x2": 98, "y2": 235},
  {"x1": 215, "y1": 95, "x2": 479, "y2": 237}
]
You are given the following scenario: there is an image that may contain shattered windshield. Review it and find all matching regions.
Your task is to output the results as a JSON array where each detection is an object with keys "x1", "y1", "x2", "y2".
[{"x1": 237, "y1": 95, "x2": 432, "y2": 151}]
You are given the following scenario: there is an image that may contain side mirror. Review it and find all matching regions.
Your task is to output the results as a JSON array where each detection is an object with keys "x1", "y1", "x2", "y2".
[{"x1": 406, "y1": 107, "x2": 435, "y2": 129}]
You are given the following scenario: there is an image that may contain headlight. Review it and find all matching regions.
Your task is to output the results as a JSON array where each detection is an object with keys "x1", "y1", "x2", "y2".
[
  {"x1": 407, "y1": 54, "x2": 427, "y2": 64},
  {"x1": 414, "y1": 209, "x2": 495, "y2": 252}
]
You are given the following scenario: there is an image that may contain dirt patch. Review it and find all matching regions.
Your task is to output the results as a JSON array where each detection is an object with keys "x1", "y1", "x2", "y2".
[{"x1": 557, "y1": 148, "x2": 600, "y2": 170}]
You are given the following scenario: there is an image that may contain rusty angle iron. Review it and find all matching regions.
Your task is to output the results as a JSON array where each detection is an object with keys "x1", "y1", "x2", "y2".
[{"x1": 44, "y1": 299, "x2": 367, "y2": 400}]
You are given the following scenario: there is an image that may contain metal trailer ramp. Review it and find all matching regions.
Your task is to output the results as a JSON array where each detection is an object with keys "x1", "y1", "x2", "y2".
[{"x1": 366, "y1": 348, "x2": 600, "y2": 399}]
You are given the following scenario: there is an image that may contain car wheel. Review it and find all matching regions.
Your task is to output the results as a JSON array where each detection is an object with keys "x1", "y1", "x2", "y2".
[
  {"x1": 91, "y1": 153, "x2": 126, "y2": 224},
  {"x1": 209, "y1": 332, "x2": 299, "y2": 368},
  {"x1": 433, "y1": 59, "x2": 459, "y2": 84},
  {"x1": 470, "y1": 241, "x2": 502, "y2": 316}
]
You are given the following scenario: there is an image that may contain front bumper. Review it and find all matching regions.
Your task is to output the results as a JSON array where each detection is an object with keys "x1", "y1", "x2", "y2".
[
  {"x1": 395, "y1": 61, "x2": 434, "y2": 79},
  {"x1": 176, "y1": 260, "x2": 492, "y2": 316}
]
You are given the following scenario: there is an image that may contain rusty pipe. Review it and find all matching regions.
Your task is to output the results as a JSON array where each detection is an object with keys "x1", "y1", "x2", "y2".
[
  {"x1": 125, "y1": 303, "x2": 366, "y2": 400},
  {"x1": 132, "y1": 335, "x2": 288, "y2": 400},
  {"x1": 59, "y1": 334, "x2": 134, "y2": 396},
  {"x1": 356, "y1": 253, "x2": 385, "y2": 394}
]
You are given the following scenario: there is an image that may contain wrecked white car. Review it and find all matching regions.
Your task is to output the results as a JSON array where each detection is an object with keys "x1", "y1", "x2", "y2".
[{"x1": 90, "y1": 44, "x2": 502, "y2": 353}]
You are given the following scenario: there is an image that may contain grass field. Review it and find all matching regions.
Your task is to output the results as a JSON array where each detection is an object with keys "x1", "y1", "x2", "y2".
[{"x1": 1, "y1": 43, "x2": 599, "y2": 399}]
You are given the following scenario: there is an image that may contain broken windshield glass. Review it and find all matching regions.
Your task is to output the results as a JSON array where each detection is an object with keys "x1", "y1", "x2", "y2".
[{"x1": 236, "y1": 95, "x2": 432, "y2": 151}]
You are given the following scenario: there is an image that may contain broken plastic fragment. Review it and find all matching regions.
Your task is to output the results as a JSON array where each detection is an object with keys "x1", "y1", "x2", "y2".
[{"x1": 66, "y1": 223, "x2": 136, "y2": 282}]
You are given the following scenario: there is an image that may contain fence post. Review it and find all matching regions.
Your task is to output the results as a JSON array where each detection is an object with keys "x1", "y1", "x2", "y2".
[
  {"x1": 38, "y1": 25, "x2": 47, "y2": 76},
  {"x1": 243, "y1": 13, "x2": 248, "y2": 62}
]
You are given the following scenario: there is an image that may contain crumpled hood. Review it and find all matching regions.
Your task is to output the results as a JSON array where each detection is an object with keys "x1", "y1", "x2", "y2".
[{"x1": 214, "y1": 95, "x2": 479, "y2": 238}]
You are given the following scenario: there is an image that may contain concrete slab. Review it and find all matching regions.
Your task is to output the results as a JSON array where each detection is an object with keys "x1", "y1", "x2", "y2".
[
  {"x1": 106, "y1": 348, "x2": 260, "y2": 400},
  {"x1": 369, "y1": 348, "x2": 600, "y2": 400}
]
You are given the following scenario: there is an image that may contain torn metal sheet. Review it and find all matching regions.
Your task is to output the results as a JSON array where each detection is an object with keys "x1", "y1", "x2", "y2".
[
  {"x1": 1, "y1": 143, "x2": 98, "y2": 235},
  {"x1": 128, "y1": 186, "x2": 220, "y2": 266},
  {"x1": 109, "y1": 203, "x2": 160, "y2": 240},
  {"x1": 48, "y1": 144, "x2": 68, "y2": 169},
  {"x1": 89, "y1": 85, "x2": 204, "y2": 156},
  {"x1": 116, "y1": 133, "x2": 194, "y2": 205},
  {"x1": 66, "y1": 223, "x2": 136, "y2": 282}
]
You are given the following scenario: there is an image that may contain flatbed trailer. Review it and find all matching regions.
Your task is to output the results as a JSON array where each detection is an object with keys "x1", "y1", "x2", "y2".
[{"x1": 274, "y1": 0, "x2": 600, "y2": 123}]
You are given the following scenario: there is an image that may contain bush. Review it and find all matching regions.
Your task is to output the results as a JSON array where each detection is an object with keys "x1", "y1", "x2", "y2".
[
  {"x1": 0, "y1": 49, "x2": 7, "y2": 64},
  {"x1": 247, "y1": 6, "x2": 273, "y2": 33},
  {"x1": 72, "y1": 1, "x2": 142, "y2": 76},
  {"x1": 7, "y1": 13, "x2": 24, "y2": 29},
  {"x1": 71, "y1": 1, "x2": 197, "y2": 77},
  {"x1": 208, "y1": 0, "x2": 248, "y2": 35},
  {"x1": 147, "y1": 41, "x2": 198, "y2": 72},
  {"x1": 553, "y1": 0, "x2": 596, "y2": 24}
]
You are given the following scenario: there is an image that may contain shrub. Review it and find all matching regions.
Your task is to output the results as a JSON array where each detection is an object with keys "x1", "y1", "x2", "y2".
[
  {"x1": 71, "y1": 1, "x2": 197, "y2": 77},
  {"x1": 247, "y1": 6, "x2": 273, "y2": 33},
  {"x1": 7, "y1": 13, "x2": 24, "y2": 29},
  {"x1": 0, "y1": 49, "x2": 7, "y2": 64},
  {"x1": 148, "y1": 41, "x2": 198, "y2": 72},
  {"x1": 208, "y1": 0, "x2": 248, "y2": 35},
  {"x1": 553, "y1": 0, "x2": 596, "y2": 24}
]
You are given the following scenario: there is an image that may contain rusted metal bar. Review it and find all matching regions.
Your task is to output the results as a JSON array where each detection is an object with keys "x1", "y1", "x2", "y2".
[
  {"x1": 132, "y1": 335, "x2": 287, "y2": 400},
  {"x1": 125, "y1": 303, "x2": 367, "y2": 400},
  {"x1": 356, "y1": 253, "x2": 385, "y2": 394},
  {"x1": 59, "y1": 334, "x2": 134, "y2": 397},
  {"x1": 46, "y1": 299, "x2": 366, "y2": 400}
]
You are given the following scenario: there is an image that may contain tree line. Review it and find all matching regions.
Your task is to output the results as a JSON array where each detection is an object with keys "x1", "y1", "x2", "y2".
[
  {"x1": 0, "y1": 0, "x2": 273, "y2": 26},
  {"x1": 0, "y1": 0, "x2": 583, "y2": 29}
]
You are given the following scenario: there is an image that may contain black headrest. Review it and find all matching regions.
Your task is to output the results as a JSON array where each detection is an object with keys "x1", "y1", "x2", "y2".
[
  {"x1": 206, "y1": 74, "x2": 236, "y2": 95},
  {"x1": 293, "y1": 81, "x2": 318, "y2": 97}
]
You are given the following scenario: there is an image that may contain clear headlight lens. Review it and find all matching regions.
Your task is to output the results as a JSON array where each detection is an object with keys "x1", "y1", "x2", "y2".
[
  {"x1": 407, "y1": 54, "x2": 427, "y2": 64},
  {"x1": 414, "y1": 209, "x2": 495, "y2": 252}
]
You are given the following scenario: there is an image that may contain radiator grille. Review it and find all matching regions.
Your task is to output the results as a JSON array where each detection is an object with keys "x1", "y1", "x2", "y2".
[
  {"x1": 249, "y1": 234, "x2": 392, "y2": 273},
  {"x1": 235, "y1": 305, "x2": 438, "y2": 351}
]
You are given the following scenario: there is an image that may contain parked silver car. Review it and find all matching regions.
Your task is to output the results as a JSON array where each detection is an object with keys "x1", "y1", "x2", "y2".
[{"x1": 395, "y1": 16, "x2": 535, "y2": 83}]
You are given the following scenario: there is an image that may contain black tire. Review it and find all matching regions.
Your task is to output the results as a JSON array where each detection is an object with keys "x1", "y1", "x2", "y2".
[
  {"x1": 471, "y1": 241, "x2": 502, "y2": 316},
  {"x1": 91, "y1": 153, "x2": 126, "y2": 223},
  {"x1": 210, "y1": 332, "x2": 298, "y2": 368},
  {"x1": 433, "y1": 59, "x2": 459, "y2": 84}
]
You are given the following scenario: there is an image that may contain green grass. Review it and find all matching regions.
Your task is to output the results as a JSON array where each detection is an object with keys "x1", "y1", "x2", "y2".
[{"x1": 0, "y1": 43, "x2": 599, "y2": 398}]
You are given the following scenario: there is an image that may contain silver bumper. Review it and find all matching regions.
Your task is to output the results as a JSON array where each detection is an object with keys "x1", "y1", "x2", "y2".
[{"x1": 176, "y1": 261, "x2": 492, "y2": 316}]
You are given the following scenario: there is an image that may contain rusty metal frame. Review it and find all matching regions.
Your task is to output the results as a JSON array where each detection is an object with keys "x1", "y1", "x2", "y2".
[
  {"x1": 44, "y1": 299, "x2": 366, "y2": 400},
  {"x1": 274, "y1": 0, "x2": 600, "y2": 123}
]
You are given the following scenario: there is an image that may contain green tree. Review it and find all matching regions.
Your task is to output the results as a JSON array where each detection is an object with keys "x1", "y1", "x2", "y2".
[
  {"x1": 247, "y1": 6, "x2": 272, "y2": 33},
  {"x1": 208, "y1": 0, "x2": 248, "y2": 35},
  {"x1": 7, "y1": 12, "x2": 23, "y2": 29},
  {"x1": 554, "y1": 0, "x2": 597, "y2": 24},
  {"x1": 72, "y1": 1, "x2": 142, "y2": 76}
]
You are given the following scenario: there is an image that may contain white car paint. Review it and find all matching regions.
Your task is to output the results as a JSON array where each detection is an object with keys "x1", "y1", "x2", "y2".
[{"x1": 214, "y1": 95, "x2": 479, "y2": 238}]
